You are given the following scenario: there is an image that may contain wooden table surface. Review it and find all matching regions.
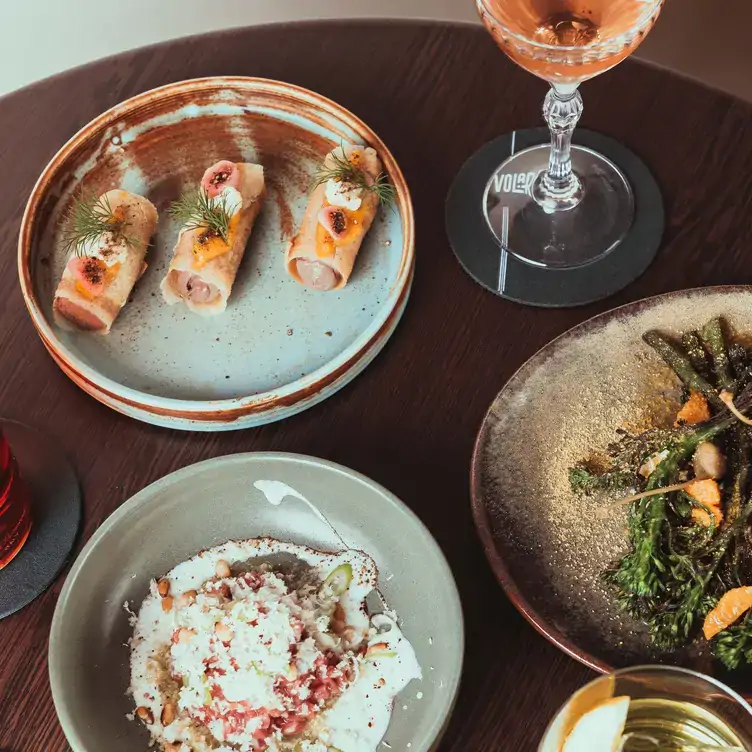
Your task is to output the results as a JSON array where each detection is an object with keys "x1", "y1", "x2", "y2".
[{"x1": 2, "y1": 18, "x2": 752, "y2": 752}]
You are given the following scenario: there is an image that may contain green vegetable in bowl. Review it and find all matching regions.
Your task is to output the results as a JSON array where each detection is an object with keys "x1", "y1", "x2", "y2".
[{"x1": 322, "y1": 563, "x2": 352, "y2": 596}]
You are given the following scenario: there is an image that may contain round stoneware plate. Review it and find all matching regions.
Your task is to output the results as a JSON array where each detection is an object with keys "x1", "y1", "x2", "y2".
[
  {"x1": 471, "y1": 286, "x2": 752, "y2": 697},
  {"x1": 19, "y1": 77, "x2": 413, "y2": 431},
  {"x1": 49, "y1": 452, "x2": 463, "y2": 752}
]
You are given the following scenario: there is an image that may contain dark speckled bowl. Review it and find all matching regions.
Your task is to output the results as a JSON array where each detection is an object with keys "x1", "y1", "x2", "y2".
[{"x1": 471, "y1": 286, "x2": 752, "y2": 698}]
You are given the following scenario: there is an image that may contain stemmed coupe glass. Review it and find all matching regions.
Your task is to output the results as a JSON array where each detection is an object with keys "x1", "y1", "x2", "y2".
[{"x1": 476, "y1": 0, "x2": 664, "y2": 268}]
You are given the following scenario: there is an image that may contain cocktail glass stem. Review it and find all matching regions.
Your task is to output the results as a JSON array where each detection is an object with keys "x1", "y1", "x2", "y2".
[{"x1": 533, "y1": 84, "x2": 584, "y2": 214}]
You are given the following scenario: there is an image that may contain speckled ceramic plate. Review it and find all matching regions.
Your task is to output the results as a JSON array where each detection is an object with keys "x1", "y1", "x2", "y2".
[
  {"x1": 471, "y1": 286, "x2": 752, "y2": 694},
  {"x1": 49, "y1": 452, "x2": 463, "y2": 752},
  {"x1": 18, "y1": 78, "x2": 413, "y2": 431}
]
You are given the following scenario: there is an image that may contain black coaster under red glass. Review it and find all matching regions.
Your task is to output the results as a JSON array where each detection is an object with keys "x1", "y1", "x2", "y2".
[
  {"x1": 0, "y1": 419, "x2": 81, "y2": 620},
  {"x1": 445, "y1": 128, "x2": 664, "y2": 308}
]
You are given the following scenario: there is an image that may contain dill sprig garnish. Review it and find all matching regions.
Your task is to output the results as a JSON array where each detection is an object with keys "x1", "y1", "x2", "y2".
[
  {"x1": 61, "y1": 190, "x2": 135, "y2": 257},
  {"x1": 312, "y1": 149, "x2": 396, "y2": 207},
  {"x1": 169, "y1": 188, "x2": 232, "y2": 242}
]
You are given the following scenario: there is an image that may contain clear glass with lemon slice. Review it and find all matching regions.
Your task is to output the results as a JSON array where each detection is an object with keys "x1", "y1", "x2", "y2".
[{"x1": 539, "y1": 666, "x2": 752, "y2": 751}]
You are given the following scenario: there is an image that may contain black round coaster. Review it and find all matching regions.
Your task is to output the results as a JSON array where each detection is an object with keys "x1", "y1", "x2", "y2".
[
  {"x1": 445, "y1": 128, "x2": 664, "y2": 307},
  {"x1": 0, "y1": 420, "x2": 81, "y2": 620}
]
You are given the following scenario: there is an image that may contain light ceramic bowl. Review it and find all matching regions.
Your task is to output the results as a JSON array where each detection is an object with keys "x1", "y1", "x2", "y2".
[
  {"x1": 49, "y1": 453, "x2": 463, "y2": 752},
  {"x1": 19, "y1": 77, "x2": 414, "y2": 431}
]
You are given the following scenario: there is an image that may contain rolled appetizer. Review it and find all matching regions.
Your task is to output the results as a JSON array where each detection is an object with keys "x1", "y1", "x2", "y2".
[
  {"x1": 161, "y1": 160, "x2": 266, "y2": 315},
  {"x1": 53, "y1": 189, "x2": 158, "y2": 333},
  {"x1": 286, "y1": 144, "x2": 393, "y2": 291}
]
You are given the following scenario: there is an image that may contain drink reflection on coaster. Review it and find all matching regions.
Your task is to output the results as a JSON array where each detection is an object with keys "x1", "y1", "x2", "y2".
[
  {"x1": 539, "y1": 666, "x2": 752, "y2": 752},
  {"x1": 477, "y1": 0, "x2": 664, "y2": 268},
  {"x1": 0, "y1": 429, "x2": 32, "y2": 570}
]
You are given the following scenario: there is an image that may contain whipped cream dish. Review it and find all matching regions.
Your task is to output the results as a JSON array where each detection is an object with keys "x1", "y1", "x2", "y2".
[{"x1": 129, "y1": 537, "x2": 420, "y2": 752}]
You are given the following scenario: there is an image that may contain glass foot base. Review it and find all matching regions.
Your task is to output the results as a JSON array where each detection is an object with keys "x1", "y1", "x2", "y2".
[{"x1": 483, "y1": 144, "x2": 635, "y2": 269}]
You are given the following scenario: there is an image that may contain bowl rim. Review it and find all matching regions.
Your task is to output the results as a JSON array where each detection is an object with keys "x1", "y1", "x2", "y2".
[
  {"x1": 41, "y1": 278, "x2": 412, "y2": 429},
  {"x1": 49, "y1": 451, "x2": 465, "y2": 752},
  {"x1": 18, "y1": 76, "x2": 415, "y2": 420},
  {"x1": 469, "y1": 284, "x2": 752, "y2": 681}
]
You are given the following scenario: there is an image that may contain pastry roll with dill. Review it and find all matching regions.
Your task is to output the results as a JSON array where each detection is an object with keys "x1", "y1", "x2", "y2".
[
  {"x1": 161, "y1": 160, "x2": 266, "y2": 315},
  {"x1": 286, "y1": 144, "x2": 393, "y2": 291},
  {"x1": 53, "y1": 189, "x2": 157, "y2": 334}
]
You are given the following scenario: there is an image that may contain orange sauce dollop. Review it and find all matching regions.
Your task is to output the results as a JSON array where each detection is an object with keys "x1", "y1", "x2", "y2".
[
  {"x1": 72, "y1": 259, "x2": 121, "y2": 299},
  {"x1": 315, "y1": 203, "x2": 367, "y2": 258},
  {"x1": 191, "y1": 214, "x2": 240, "y2": 270}
]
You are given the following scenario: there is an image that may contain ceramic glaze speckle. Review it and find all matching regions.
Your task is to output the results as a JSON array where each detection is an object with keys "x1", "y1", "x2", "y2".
[{"x1": 19, "y1": 78, "x2": 414, "y2": 429}]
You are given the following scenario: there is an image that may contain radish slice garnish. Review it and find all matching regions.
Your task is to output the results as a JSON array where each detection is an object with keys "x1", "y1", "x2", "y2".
[
  {"x1": 201, "y1": 160, "x2": 240, "y2": 198},
  {"x1": 318, "y1": 206, "x2": 348, "y2": 240},
  {"x1": 68, "y1": 256, "x2": 107, "y2": 296}
]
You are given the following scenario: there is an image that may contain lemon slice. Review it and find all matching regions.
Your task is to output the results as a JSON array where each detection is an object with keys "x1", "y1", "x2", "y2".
[{"x1": 561, "y1": 696, "x2": 630, "y2": 752}]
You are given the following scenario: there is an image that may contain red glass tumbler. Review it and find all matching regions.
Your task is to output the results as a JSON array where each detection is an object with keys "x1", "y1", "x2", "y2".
[{"x1": 0, "y1": 428, "x2": 32, "y2": 569}]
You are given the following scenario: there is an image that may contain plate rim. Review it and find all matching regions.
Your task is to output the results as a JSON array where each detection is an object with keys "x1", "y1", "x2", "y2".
[
  {"x1": 42, "y1": 273, "x2": 412, "y2": 429},
  {"x1": 470, "y1": 284, "x2": 752, "y2": 677},
  {"x1": 49, "y1": 451, "x2": 465, "y2": 752},
  {"x1": 18, "y1": 75, "x2": 415, "y2": 420}
]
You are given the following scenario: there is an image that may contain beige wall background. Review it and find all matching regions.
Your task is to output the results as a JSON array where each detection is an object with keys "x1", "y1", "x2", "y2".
[
  {"x1": 4, "y1": 0, "x2": 474, "y2": 97},
  {"x1": 5, "y1": 0, "x2": 750, "y2": 101}
]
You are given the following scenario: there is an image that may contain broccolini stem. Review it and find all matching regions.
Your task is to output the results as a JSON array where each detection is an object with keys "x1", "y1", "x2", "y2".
[
  {"x1": 700, "y1": 317, "x2": 734, "y2": 390},
  {"x1": 681, "y1": 331, "x2": 711, "y2": 380},
  {"x1": 631, "y1": 422, "x2": 727, "y2": 594},
  {"x1": 643, "y1": 330, "x2": 722, "y2": 409}
]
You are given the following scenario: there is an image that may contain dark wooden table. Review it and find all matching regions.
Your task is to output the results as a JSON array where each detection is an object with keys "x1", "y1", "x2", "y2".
[{"x1": 1, "y1": 18, "x2": 752, "y2": 752}]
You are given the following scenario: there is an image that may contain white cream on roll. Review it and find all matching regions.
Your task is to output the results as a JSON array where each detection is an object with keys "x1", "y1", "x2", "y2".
[
  {"x1": 80, "y1": 230, "x2": 130, "y2": 267},
  {"x1": 325, "y1": 178, "x2": 363, "y2": 211},
  {"x1": 209, "y1": 185, "x2": 243, "y2": 216},
  {"x1": 175, "y1": 185, "x2": 243, "y2": 243}
]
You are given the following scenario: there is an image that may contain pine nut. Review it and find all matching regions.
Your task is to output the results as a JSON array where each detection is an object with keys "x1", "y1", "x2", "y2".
[
  {"x1": 136, "y1": 706, "x2": 154, "y2": 724},
  {"x1": 160, "y1": 701, "x2": 176, "y2": 726},
  {"x1": 215, "y1": 560, "x2": 231, "y2": 578}
]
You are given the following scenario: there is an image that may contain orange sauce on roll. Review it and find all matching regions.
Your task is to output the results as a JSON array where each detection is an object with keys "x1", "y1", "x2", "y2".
[
  {"x1": 70, "y1": 257, "x2": 120, "y2": 299},
  {"x1": 191, "y1": 214, "x2": 241, "y2": 270},
  {"x1": 315, "y1": 202, "x2": 368, "y2": 258}
]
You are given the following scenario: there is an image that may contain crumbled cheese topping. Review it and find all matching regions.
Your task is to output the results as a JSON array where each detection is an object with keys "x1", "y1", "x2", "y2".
[
  {"x1": 167, "y1": 568, "x2": 359, "y2": 750},
  {"x1": 298, "y1": 742, "x2": 328, "y2": 752},
  {"x1": 130, "y1": 539, "x2": 421, "y2": 752}
]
